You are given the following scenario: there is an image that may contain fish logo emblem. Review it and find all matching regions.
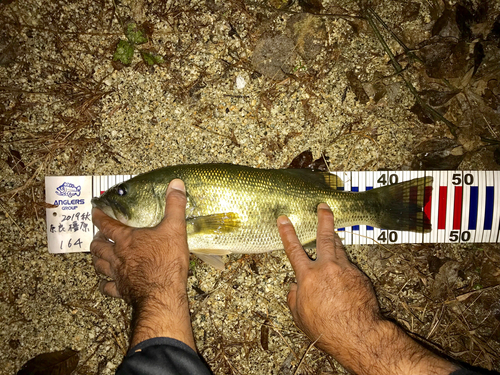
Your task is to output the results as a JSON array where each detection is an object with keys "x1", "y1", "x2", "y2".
[{"x1": 56, "y1": 182, "x2": 81, "y2": 198}]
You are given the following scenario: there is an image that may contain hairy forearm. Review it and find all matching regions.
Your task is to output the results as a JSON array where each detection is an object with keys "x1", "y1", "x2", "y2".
[
  {"x1": 326, "y1": 320, "x2": 459, "y2": 375},
  {"x1": 130, "y1": 294, "x2": 195, "y2": 351}
]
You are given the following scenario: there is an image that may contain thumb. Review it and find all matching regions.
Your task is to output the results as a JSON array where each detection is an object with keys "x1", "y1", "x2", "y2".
[{"x1": 159, "y1": 179, "x2": 187, "y2": 228}]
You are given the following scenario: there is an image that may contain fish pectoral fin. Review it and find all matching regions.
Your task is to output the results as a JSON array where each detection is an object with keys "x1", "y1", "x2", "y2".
[
  {"x1": 192, "y1": 251, "x2": 229, "y2": 270},
  {"x1": 188, "y1": 212, "x2": 241, "y2": 234}
]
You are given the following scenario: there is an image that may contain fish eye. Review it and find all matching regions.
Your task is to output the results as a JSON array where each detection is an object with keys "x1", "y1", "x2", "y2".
[{"x1": 116, "y1": 184, "x2": 127, "y2": 196}]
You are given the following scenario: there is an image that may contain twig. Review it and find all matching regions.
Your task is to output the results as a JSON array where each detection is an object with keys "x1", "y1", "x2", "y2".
[{"x1": 294, "y1": 335, "x2": 321, "y2": 375}]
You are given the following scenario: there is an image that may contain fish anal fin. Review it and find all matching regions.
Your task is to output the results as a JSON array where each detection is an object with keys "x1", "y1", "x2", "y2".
[
  {"x1": 192, "y1": 252, "x2": 227, "y2": 270},
  {"x1": 188, "y1": 212, "x2": 241, "y2": 234},
  {"x1": 192, "y1": 248, "x2": 232, "y2": 255}
]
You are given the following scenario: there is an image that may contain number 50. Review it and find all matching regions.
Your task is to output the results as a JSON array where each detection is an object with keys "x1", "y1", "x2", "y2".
[{"x1": 449, "y1": 230, "x2": 471, "y2": 242}]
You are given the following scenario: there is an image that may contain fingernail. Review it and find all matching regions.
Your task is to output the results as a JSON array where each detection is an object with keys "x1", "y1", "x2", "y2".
[
  {"x1": 318, "y1": 203, "x2": 331, "y2": 212},
  {"x1": 168, "y1": 179, "x2": 185, "y2": 193},
  {"x1": 277, "y1": 215, "x2": 290, "y2": 225}
]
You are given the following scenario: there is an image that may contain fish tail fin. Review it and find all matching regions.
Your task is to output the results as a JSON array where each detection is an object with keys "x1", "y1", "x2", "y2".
[{"x1": 368, "y1": 176, "x2": 433, "y2": 233}]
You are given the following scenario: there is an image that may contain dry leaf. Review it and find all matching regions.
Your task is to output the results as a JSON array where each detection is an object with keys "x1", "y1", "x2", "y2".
[{"x1": 17, "y1": 348, "x2": 79, "y2": 375}]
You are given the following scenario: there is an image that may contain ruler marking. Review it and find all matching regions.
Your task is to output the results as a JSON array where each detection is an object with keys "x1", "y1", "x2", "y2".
[
  {"x1": 438, "y1": 186, "x2": 447, "y2": 230},
  {"x1": 492, "y1": 172, "x2": 500, "y2": 243},
  {"x1": 461, "y1": 171, "x2": 471, "y2": 243},
  {"x1": 482, "y1": 171, "x2": 494, "y2": 242},
  {"x1": 484, "y1": 186, "x2": 494, "y2": 230},
  {"x1": 84, "y1": 170, "x2": 498, "y2": 245},
  {"x1": 468, "y1": 186, "x2": 478, "y2": 230},
  {"x1": 453, "y1": 186, "x2": 463, "y2": 230}
]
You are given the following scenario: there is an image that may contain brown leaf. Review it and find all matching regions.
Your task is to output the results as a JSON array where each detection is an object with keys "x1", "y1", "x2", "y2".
[
  {"x1": 288, "y1": 150, "x2": 329, "y2": 170},
  {"x1": 473, "y1": 42, "x2": 484, "y2": 76},
  {"x1": 410, "y1": 102, "x2": 434, "y2": 124},
  {"x1": 419, "y1": 38, "x2": 470, "y2": 79},
  {"x1": 17, "y1": 348, "x2": 79, "y2": 375},
  {"x1": 494, "y1": 147, "x2": 500, "y2": 166},
  {"x1": 289, "y1": 150, "x2": 313, "y2": 168},
  {"x1": 298, "y1": 0, "x2": 323, "y2": 13},
  {"x1": 402, "y1": 2, "x2": 420, "y2": 22},
  {"x1": 346, "y1": 71, "x2": 369, "y2": 104},
  {"x1": 455, "y1": 4, "x2": 473, "y2": 41},
  {"x1": 260, "y1": 319, "x2": 270, "y2": 351},
  {"x1": 432, "y1": 8, "x2": 459, "y2": 38},
  {"x1": 419, "y1": 89, "x2": 458, "y2": 107},
  {"x1": 487, "y1": 14, "x2": 500, "y2": 46}
]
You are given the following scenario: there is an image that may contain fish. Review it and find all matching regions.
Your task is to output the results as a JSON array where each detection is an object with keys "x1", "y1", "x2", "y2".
[
  {"x1": 92, "y1": 164, "x2": 432, "y2": 269},
  {"x1": 56, "y1": 182, "x2": 81, "y2": 198}
]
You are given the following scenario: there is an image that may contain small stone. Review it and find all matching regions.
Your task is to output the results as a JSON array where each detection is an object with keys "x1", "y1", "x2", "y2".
[{"x1": 235, "y1": 75, "x2": 246, "y2": 89}]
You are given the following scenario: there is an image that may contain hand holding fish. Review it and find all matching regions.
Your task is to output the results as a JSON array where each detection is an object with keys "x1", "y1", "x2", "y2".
[
  {"x1": 277, "y1": 204, "x2": 459, "y2": 375},
  {"x1": 90, "y1": 179, "x2": 195, "y2": 350}
]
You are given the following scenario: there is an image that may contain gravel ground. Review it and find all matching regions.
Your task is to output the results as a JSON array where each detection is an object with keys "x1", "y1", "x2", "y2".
[{"x1": 1, "y1": 0, "x2": 500, "y2": 374}]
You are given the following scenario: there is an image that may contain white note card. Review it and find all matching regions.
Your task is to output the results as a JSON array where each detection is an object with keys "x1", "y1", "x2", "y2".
[{"x1": 45, "y1": 176, "x2": 93, "y2": 253}]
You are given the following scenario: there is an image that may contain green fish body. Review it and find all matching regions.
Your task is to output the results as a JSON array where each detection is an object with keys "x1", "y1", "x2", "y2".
[{"x1": 92, "y1": 164, "x2": 432, "y2": 268}]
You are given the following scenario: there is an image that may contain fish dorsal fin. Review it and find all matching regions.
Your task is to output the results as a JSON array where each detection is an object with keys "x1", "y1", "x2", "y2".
[
  {"x1": 282, "y1": 169, "x2": 343, "y2": 190},
  {"x1": 187, "y1": 212, "x2": 241, "y2": 235},
  {"x1": 318, "y1": 172, "x2": 343, "y2": 190}
]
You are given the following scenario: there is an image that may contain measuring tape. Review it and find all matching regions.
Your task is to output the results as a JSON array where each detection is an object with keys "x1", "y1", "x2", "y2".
[{"x1": 45, "y1": 170, "x2": 500, "y2": 254}]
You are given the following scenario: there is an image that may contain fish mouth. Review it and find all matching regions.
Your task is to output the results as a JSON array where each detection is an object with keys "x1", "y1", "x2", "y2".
[{"x1": 91, "y1": 197, "x2": 129, "y2": 223}]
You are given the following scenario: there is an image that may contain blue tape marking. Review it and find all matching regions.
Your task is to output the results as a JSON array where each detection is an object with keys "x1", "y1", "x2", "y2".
[
  {"x1": 484, "y1": 186, "x2": 494, "y2": 230},
  {"x1": 468, "y1": 186, "x2": 478, "y2": 230}
]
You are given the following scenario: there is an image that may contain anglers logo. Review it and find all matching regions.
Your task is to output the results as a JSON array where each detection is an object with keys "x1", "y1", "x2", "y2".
[{"x1": 56, "y1": 182, "x2": 81, "y2": 198}]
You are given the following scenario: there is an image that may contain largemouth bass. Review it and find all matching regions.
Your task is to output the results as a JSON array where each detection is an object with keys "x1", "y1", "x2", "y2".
[{"x1": 92, "y1": 164, "x2": 432, "y2": 268}]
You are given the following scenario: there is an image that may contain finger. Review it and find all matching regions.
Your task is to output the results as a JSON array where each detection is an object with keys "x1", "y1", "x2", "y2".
[
  {"x1": 332, "y1": 230, "x2": 350, "y2": 263},
  {"x1": 316, "y1": 203, "x2": 337, "y2": 261},
  {"x1": 287, "y1": 282, "x2": 298, "y2": 313},
  {"x1": 99, "y1": 280, "x2": 121, "y2": 298},
  {"x1": 92, "y1": 208, "x2": 128, "y2": 241},
  {"x1": 277, "y1": 216, "x2": 310, "y2": 277},
  {"x1": 92, "y1": 255, "x2": 113, "y2": 278},
  {"x1": 160, "y1": 179, "x2": 187, "y2": 228},
  {"x1": 90, "y1": 232, "x2": 115, "y2": 263}
]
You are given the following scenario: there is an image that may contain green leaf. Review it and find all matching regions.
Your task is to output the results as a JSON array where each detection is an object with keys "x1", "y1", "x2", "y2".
[
  {"x1": 113, "y1": 40, "x2": 135, "y2": 65},
  {"x1": 125, "y1": 23, "x2": 148, "y2": 44},
  {"x1": 140, "y1": 50, "x2": 164, "y2": 65}
]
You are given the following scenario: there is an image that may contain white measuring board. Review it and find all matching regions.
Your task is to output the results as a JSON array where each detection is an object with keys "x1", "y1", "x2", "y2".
[{"x1": 45, "y1": 170, "x2": 500, "y2": 253}]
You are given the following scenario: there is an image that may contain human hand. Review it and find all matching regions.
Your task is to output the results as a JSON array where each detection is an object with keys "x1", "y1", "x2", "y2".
[
  {"x1": 277, "y1": 204, "x2": 382, "y2": 366},
  {"x1": 90, "y1": 179, "x2": 195, "y2": 349},
  {"x1": 277, "y1": 204, "x2": 458, "y2": 375}
]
